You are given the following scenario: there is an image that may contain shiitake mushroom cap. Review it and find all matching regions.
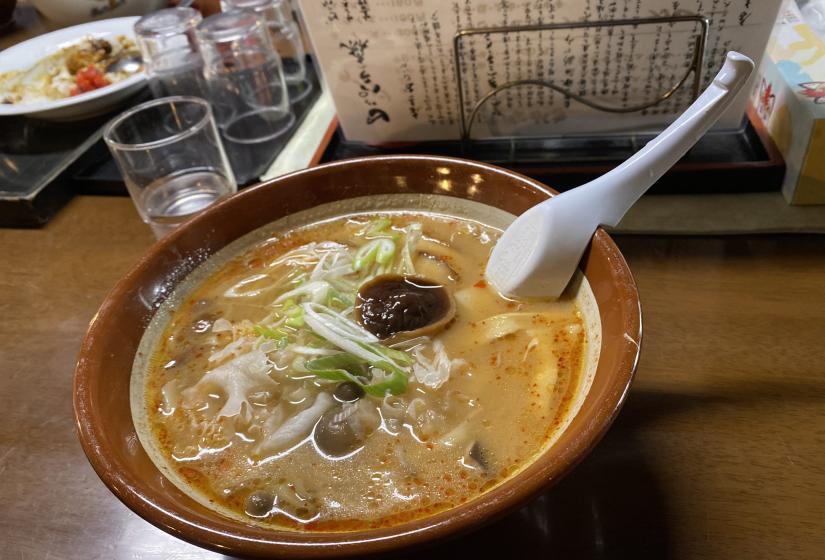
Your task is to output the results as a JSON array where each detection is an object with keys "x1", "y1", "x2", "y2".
[{"x1": 355, "y1": 275, "x2": 456, "y2": 341}]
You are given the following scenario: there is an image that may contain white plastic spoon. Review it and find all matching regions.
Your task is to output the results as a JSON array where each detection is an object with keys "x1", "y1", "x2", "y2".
[{"x1": 486, "y1": 51, "x2": 754, "y2": 299}]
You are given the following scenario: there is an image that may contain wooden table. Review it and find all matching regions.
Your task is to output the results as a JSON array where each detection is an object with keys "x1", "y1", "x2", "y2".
[{"x1": 1, "y1": 195, "x2": 823, "y2": 559}]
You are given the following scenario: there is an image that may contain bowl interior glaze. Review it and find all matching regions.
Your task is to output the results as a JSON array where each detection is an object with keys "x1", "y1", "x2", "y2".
[{"x1": 74, "y1": 155, "x2": 641, "y2": 558}]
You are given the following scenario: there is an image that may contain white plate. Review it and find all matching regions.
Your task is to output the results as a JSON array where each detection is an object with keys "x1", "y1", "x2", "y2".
[{"x1": 0, "y1": 16, "x2": 146, "y2": 121}]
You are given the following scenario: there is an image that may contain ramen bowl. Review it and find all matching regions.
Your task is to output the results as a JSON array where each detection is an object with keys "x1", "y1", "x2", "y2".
[{"x1": 74, "y1": 155, "x2": 641, "y2": 558}]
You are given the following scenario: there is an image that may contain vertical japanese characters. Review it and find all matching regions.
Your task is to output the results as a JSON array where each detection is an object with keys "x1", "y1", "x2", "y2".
[{"x1": 301, "y1": 0, "x2": 775, "y2": 142}]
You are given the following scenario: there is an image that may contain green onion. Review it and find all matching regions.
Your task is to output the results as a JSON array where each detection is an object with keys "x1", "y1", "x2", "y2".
[
  {"x1": 365, "y1": 218, "x2": 392, "y2": 237},
  {"x1": 326, "y1": 288, "x2": 354, "y2": 308},
  {"x1": 362, "y1": 361, "x2": 408, "y2": 396},
  {"x1": 358, "y1": 341, "x2": 413, "y2": 366},
  {"x1": 254, "y1": 324, "x2": 291, "y2": 346},
  {"x1": 353, "y1": 237, "x2": 397, "y2": 278},
  {"x1": 285, "y1": 306, "x2": 305, "y2": 328},
  {"x1": 285, "y1": 317, "x2": 304, "y2": 328},
  {"x1": 305, "y1": 353, "x2": 368, "y2": 383},
  {"x1": 275, "y1": 280, "x2": 331, "y2": 305},
  {"x1": 375, "y1": 238, "x2": 396, "y2": 265},
  {"x1": 305, "y1": 352, "x2": 409, "y2": 396},
  {"x1": 353, "y1": 240, "x2": 380, "y2": 272}
]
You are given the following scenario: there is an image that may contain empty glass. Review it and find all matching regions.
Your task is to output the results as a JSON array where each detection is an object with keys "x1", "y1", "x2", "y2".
[
  {"x1": 197, "y1": 11, "x2": 295, "y2": 184},
  {"x1": 104, "y1": 96, "x2": 237, "y2": 238},
  {"x1": 134, "y1": 7, "x2": 209, "y2": 99},
  {"x1": 221, "y1": 0, "x2": 312, "y2": 103}
]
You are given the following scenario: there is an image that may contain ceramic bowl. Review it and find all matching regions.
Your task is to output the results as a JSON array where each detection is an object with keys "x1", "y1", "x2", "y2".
[{"x1": 74, "y1": 155, "x2": 642, "y2": 558}]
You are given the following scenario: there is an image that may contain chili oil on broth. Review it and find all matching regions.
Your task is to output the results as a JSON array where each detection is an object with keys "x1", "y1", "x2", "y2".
[{"x1": 131, "y1": 195, "x2": 600, "y2": 532}]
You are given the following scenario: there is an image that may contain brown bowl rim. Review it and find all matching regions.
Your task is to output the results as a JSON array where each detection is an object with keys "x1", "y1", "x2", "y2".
[{"x1": 74, "y1": 154, "x2": 641, "y2": 558}]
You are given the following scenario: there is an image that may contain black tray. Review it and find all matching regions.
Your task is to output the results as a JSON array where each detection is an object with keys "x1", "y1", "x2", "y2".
[
  {"x1": 319, "y1": 106, "x2": 784, "y2": 195},
  {"x1": 0, "y1": 57, "x2": 322, "y2": 227},
  {"x1": 0, "y1": 94, "x2": 148, "y2": 228}
]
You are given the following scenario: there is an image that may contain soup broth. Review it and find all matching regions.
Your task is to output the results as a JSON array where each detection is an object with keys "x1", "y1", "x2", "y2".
[{"x1": 133, "y1": 204, "x2": 593, "y2": 531}]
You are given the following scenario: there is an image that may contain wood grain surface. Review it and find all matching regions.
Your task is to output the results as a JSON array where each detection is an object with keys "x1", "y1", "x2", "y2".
[{"x1": 0, "y1": 195, "x2": 823, "y2": 559}]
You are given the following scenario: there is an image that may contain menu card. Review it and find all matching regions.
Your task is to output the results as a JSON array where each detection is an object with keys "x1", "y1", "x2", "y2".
[{"x1": 298, "y1": 0, "x2": 783, "y2": 143}]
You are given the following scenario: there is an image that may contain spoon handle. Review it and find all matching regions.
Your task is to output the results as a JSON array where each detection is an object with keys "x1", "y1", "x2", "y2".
[
  {"x1": 486, "y1": 51, "x2": 755, "y2": 299},
  {"x1": 577, "y1": 51, "x2": 754, "y2": 227}
]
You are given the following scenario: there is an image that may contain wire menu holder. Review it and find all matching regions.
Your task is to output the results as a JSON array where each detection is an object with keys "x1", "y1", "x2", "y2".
[{"x1": 452, "y1": 15, "x2": 710, "y2": 154}]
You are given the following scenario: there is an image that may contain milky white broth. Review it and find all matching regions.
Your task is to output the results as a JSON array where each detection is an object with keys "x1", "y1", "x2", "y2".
[{"x1": 132, "y1": 196, "x2": 598, "y2": 531}]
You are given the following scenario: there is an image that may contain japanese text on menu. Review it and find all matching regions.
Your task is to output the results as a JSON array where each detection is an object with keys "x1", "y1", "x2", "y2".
[{"x1": 301, "y1": 0, "x2": 782, "y2": 143}]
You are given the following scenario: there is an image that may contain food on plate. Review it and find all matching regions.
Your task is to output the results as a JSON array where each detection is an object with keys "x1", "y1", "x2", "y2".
[
  {"x1": 0, "y1": 35, "x2": 140, "y2": 105},
  {"x1": 132, "y1": 208, "x2": 592, "y2": 531}
]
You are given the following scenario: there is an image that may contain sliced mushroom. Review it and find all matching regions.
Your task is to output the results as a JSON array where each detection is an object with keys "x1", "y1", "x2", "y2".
[
  {"x1": 469, "y1": 441, "x2": 489, "y2": 472},
  {"x1": 313, "y1": 405, "x2": 365, "y2": 458},
  {"x1": 333, "y1": 381, "x2": 365, "y2": 402},
  {"x1": 244, "y1": 490, "x2": 275, "y2": 518}
]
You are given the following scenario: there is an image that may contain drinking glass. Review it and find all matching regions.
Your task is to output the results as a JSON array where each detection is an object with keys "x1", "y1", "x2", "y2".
[
  {"x1": 197, "y1": 11, "x2": 295, "y2": 184},
  {"x1": 104, "y1": 96, "x2": 237, "y2": 239},
  {"x1": 221, "y1": 0, "x2": 312, "y2": 103},
  {"x1": 134, "y1": 7, "x2": 209, "y2": 99}
]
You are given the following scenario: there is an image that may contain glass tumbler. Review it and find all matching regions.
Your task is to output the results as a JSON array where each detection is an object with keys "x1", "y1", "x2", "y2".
[
  {"x1": 104, "y1": 96, "x2": 237, "y2": 239},
  {"x1": 221, "y1": 0, "x2": 311, "y2": 103},
  {"x1": 134, "y1": 7, "x2": 209, "y2": 99},
  {"x1": 197, "y1": 11, "x2": 296, "y2": 184}
]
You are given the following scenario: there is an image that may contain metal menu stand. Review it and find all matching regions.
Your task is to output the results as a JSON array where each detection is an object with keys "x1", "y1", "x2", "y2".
[{"x1": 320, "y1": 14, "x2": 783, "y2": 195}]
